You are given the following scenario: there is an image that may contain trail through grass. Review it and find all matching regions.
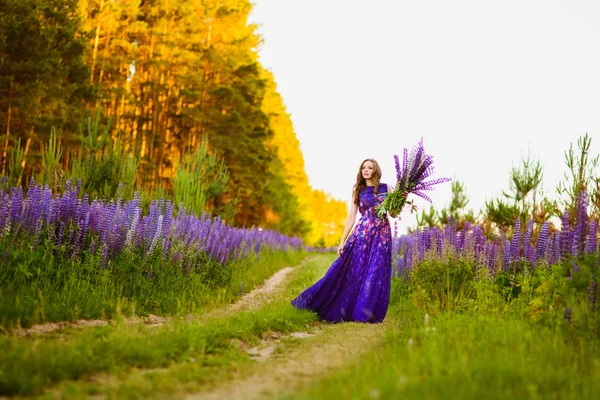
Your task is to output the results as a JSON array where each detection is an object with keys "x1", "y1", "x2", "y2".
[{"x1": 0, "y1": 253, "x2": 334, "y2": 397}]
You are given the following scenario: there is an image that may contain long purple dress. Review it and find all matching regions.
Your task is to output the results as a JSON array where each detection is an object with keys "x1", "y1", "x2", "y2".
[{"x1": 291, "y1": 183, "x2": 392, "y2": 323}]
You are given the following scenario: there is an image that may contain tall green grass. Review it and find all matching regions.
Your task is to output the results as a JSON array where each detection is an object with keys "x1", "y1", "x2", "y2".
[
  {"x1": 288, "y1": 284, "x2": 599, "y2": 400},
  {"x1": 0, "y1": 254, "x2": 335, "y2": 397},
  {"x1": 0, "y1": 246, "x2": 308, "y2": 329},
  {"x1": 286, "y1": 254, "x2": 600, "y2": 400}
]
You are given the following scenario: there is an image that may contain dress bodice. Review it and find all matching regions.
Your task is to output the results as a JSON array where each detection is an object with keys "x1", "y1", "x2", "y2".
[{"x1": 358, "y1": 183, "x2": 388, "y2": 216}]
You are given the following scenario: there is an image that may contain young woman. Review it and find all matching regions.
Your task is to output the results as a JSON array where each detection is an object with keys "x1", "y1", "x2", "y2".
[{"x1": 291, "y1": 159, "x2": 392, "y2": 323}]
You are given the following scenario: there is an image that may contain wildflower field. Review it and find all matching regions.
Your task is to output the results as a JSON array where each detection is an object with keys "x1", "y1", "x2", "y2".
[
  {"x1": 1, "y1": 0, "x2": 598, "y2": 397},
  {"x1": 0, "y1": 129, "x2": 599, "y2": 398}
]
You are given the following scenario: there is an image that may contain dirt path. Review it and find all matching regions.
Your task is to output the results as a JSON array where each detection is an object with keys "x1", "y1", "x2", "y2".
[{"x1": 186, "y1": 320, "x2": 389, "y2": 400}]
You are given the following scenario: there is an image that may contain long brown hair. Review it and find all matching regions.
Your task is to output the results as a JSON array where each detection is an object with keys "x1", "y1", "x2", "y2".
[{"x1": 353, "y1": 158, "x2": 382, "y2": 205}]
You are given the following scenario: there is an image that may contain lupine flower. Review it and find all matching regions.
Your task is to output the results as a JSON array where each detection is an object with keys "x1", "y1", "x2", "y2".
[
  {"x1": 523, "y1": 220, "x2": 533, "y2": 264},
  {"x1": 487, "y1": 236, "x2": 499, "y2": 272},
  {"x1": 585, "y1": 220, "x2": 597, "y2": 255},
  {"x1": 376, "y1": 138, "x2": 451, "y2": 219},
  {"x1": 535, "y1": 222, "x2": 549, "y2": 266},
  {"x1": 573, "y1": 191, "x2": 589, "y2": 257},
  {"x1": 503, "y1": 236, "x2": 510, "y2": 270},
  {"x1": 510, "y1": 219, "x2": 521, "y2": 265},
  {"x1": 560, "y1": 212, "x2": 571, "y2": 262}
]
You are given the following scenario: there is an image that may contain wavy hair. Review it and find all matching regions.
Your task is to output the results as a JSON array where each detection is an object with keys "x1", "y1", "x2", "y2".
[{"x1": 352, "y1": 158, "x2": 382, "y2": 205}]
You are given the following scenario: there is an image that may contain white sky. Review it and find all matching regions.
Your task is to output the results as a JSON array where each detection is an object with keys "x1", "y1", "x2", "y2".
[{"x1": 249, "y1": 0, "x2": 600, "y2": 232}]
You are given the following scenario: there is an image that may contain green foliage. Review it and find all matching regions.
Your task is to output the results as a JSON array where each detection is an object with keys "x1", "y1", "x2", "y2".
[
  {"x1": 293, "y1": 301, "x2": 600, "y2": 400},
  {"x1": 0, "y1": 232, "x2": 307, "y2": 327},
  {"x1": 0, "y1": 254, "x2": 332, "y2": 396},
  {"x1": 416, "y1": 204, "x2": 437, "y2": 228},
  {"x1": 484, "y1": 149, "x2": 557, "y2": 233},
  {"x1": 503, "y1": 148, "x2": 544, "y2": 211},
  {"x1": 484, "y1": 197, "x2": 521, "y2": 230},
  {"x1": 1, "y1": 0, "x2": 330, "y2": 237},
  {"x1": 69, "y1": 111, "x2": 140, "y2": 200},
  {"x1": 415, "y1": 180, "x2": 476, "y2": 230},
  {"x1": 0, "y1": 0, "x2": 94, "y2": 159},
  {"x1": 408, "y1": 254, "x2": 477, "y2": 314},
  {"x1": 289, "y1": 255, "x2": 600, "y2": 400},
  {"x1": 171, "y1": 136, "x2": 230, "y2": 217},
  {"x1": 40, "y1": 128, "x2": 63, "y2": 191},
  {"x1": 557, "y1": 133, "x2": 600, "y2": 219},
  {"x1": 7, "y1": 137, "x2": 24, "y2": 188}
]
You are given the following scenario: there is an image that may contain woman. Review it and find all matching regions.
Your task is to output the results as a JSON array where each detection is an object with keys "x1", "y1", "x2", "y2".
[{"x1": 291, "y1": 158, "x2": 392, "y2": 323}]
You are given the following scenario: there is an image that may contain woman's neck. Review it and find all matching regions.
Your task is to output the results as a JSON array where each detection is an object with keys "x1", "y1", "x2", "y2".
[{"x1": 365, "y1": 179, "x2": 373, "y2": 186}]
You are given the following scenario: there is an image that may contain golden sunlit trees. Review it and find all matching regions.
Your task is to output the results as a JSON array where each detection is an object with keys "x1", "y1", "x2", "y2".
[{"x1": 0, "y1": 0, "x2": 348, "y2": 243}]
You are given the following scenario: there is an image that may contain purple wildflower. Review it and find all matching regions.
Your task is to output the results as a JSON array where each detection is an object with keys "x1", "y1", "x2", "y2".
[
  {"x1": 585, "y1": 220, "x2": 597, "y2": 255},
  {"x1": 503, "y1": 236, "x2": 510, "y2": 270},
  {"x1": 560, "y1": 212, "x2": 571, "y2": 262},
  {"x1": 523, "y1": 220, "x2": 533, "y2": 264},
  {"x1": 510, "y1": 219, "x2": 521, "y2": 265},
  {"x1": 573, "y1": 191, "x2": 589, "y2": 257},
  {"x1": 535, "y1": 222, "x2": 549, "y2": 266}
]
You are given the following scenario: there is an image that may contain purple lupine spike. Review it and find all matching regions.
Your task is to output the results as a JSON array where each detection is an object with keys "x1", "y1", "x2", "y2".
[
  {"x1": 57, "y1": 221, "x2": 66, "y2": 247},
  {"x1": 148, "y1": 214, "x2": 164, "y2": 255},
  {"x1": 573, "y1": 191, "x2": 589, "y2": 257},
  {"x1": 560, "y1": 212, "x2": 571, "y2": 262},
  {"x1": 420, "y1": 228, "x2": 429, "y2": 257},
  {"x1": 502, "y1": 236, "x2": 510, "y2": 270},
  {"x1": 406, "y1": 140, "x2": 425, "y2": 186},
  {"x1": 412, "y1": 191, "x2": 433, "y2": 203},
  {"x1": 510, "y1": 219, "x2": 521, "y2": 265},
  {"x1": 487, "y1": 236, "x2": 499, "y2": 273},
  {"x1": 535, "y1": 222, "x2": 549, "y2": 266},
  {"x1": 100, "y1": 244, "x2": 109, "y2": 268},
  {"x1": 549, "y1": 232, "x2": 560, "y2": 266},
  {"x1": 10, "y1": 186, "x2": 24, "y2": 222},
  {"x1": 436, "y1": 229, "x2": 443, "y2": 256},
  {"x1": 523, "y1": 220, "x2": 534, "y2": 265},
  {"x1": 33, "y1": 219, "x2": 43, "y2": 247},
  {"x1": 585, "y1": 220, "x2": 597, "y2": 254},
  {"x1": 401, "y1": 148, "x2": 409, "y2": 183},
  {"x1": 473, "y1": 225, "x2": 486, "y2": 261},
  {"x1": 71, "y1": 220, "x2": 84, "y2": 258},
  {"x1": 89, "y1": 239, "x2": 97, "y2": 254},
  {"x1": 394, "y1": 154, "x2": 401, "y2": 181}
]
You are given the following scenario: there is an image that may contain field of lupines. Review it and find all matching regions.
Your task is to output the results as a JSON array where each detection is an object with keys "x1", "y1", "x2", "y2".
[
  {"x1": 0, "y1": 177, "x2": 307, "y2": 327},
  {"x1": 394, "y1": 190, "x2": 597, "y2": 273},
  {"x1": 0, "y1": 177, "x2": 301, "y2": 267},
  {"x1": 391, "y1": 190, "x2": 599, "y2": 322}
]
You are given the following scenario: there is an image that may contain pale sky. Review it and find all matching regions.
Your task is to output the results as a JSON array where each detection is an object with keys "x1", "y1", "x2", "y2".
[{"x1": 249, "y1": 0, "x2": 600, "y2": 232}]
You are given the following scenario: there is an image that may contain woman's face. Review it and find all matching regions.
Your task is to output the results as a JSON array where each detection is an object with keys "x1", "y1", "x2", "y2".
[{"x1": 361, "y1": 160, "x2": 375, "y2": 180}]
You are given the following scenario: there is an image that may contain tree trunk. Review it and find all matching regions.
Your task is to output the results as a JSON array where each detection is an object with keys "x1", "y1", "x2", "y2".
[
  {"x1": 2, "y1": 77, "x2": 14, "y2": 175},
  {"x1": 90, "y1": 0, "x2": 105, "y2": 84}
]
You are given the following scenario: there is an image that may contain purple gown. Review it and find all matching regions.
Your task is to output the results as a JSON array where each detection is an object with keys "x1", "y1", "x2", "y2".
[{"x1": 291, "y1": 183, "x2": 392, "y2": 323}]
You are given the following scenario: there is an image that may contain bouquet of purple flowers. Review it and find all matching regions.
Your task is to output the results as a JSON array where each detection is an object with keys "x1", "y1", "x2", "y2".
[{"x1": 376, "y1": 138, "x2": 451, "y2": 219}]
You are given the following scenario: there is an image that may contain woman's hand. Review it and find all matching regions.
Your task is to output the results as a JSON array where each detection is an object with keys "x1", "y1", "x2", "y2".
[{"x1": 337, "y1": 243, "x2": 344, "y2": 256}]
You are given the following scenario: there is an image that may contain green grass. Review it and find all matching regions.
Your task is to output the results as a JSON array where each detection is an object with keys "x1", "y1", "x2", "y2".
[
  {"x1": 285, "y1": 282, "x2": 600, "y2": 400},
  {"x1": 0, "y1": 253, "x2": 335, "y2": 397},
  {"x1": 0, "y1": 246, "x2": 308, "y2": 329}
]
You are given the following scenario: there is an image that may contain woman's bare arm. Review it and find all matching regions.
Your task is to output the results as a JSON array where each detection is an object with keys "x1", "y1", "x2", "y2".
[{"x1": 337, "y1": 200, "x2": 358, "y2": 256}]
